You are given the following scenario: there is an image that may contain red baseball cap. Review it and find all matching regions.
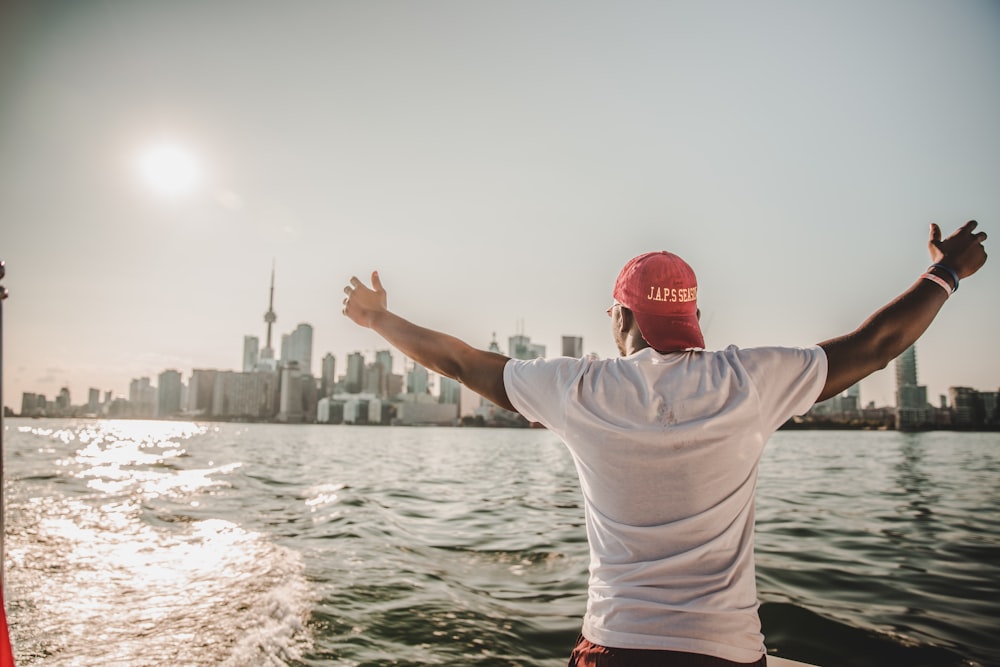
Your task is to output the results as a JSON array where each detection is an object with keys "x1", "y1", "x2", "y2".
[{"x1": 612, "y1": 251, "x2": 705, "y2": 352}]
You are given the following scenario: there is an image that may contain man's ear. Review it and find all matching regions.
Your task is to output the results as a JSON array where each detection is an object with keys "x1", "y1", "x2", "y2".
[{"x1": 618, "y1": 306, "x2": 634, "y2": 333}]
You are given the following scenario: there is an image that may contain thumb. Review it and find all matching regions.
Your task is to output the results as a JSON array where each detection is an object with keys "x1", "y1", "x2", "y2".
[
  {"x1": 929, "y1": 223, "x2": 942, "y2": 246},
  {"x1": 371, "y1": 270, "x2": 384, "y2": 293}
]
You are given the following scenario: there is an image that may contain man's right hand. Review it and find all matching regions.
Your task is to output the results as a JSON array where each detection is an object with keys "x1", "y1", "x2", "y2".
[{"x1": 817, "y1": 220, "x2": 988, "y2": 403}]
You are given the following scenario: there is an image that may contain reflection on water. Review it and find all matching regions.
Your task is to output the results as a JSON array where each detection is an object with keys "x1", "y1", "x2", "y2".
[{"x1": 6, "y1": 420, "x2": 313, "y2": 666}]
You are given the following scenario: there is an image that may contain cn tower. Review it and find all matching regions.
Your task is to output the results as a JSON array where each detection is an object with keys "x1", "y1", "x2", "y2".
[{"x1": 260, "y1": 261, "x2": 277, "y2": 363}]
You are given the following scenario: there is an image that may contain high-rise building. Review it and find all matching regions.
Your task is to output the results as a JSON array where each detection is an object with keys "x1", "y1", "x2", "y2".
[
  {"x1": 283, "y1": 324, "x2": 314, "y2": 375},
  {"x1": 439, "y1": 376, "x2": 461, "y2": 406},
  {"x1": 346, "y1": 352, "x2": 364, "y2": 393},
  {"x1": 509, "y1": 333, "x2": 545, "y2": 360},
  {"x1": 374, "y1": 350, "x2": 394, "y2": 396},
  {"x1": 243, "y1": 335, "x2": 259, "y2": 372},
  {"x1": 949, "y1": 387, "x2": 980, "y2": 427},
  {"x1": 20, "y1": 392, "x2": 40, "y2": 417},
  {"x1": 280, "y1": 333, "x2": 290, "y2": 365},
  {"x1": 129, "y1": 378, "x2": 157, "y2": 417},
  {"x1": 87, "y1": 388, "x2": 101, "y2": 414},
  {"x1": 188, "y1": 369, "x2": 219, "y2": 415},
  {"x1": 277, "y1": 363, "x2": 304, "y2": 423},
  {"x1": 157, "y1": 370, "x2": 183, "y2": 417},
  {"x1": 896, "y1": 346, "x2": 917, "y2": 388},
  {"x1": 213, "y1": 370, "x2": 279, "y2": 420},
  {"x1": 562, "y1": 336, "x2": 583, "y2": 358},
  {"x1": 321, "y1": 353, "x2": 337, "y2": 397},
  {"x1": 56, "y1": 387, "x2": 71, "y2": 414},
  {"x1": 375, "y1": 350, "x2": 393, "y2": 376},
  {"x1": 895, "y1": 345, "x2": 929, "y2": 430},
  {"x1": 363, "y1": 362, "x2": 383, "y2": 396},
  {"x1": 407, "y1": 363, "x2": 429, "y2": 395}
]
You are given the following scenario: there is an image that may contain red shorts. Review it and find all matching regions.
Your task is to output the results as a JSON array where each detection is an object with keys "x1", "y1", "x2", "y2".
[{"x1": 567, "y1": 635, "x2": 768, "y2": 667}]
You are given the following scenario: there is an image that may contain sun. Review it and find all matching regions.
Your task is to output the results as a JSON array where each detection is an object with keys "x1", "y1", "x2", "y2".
[{"x1": 138, "y1": 143, "x2": 202, "y2": 196}]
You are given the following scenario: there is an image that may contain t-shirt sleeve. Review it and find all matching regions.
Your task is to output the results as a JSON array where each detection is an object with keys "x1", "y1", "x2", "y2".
[
  {"x1": 737, "y1": 345, "x2": 828, "y2": 433},
  {"x1": 503, "y1": 357, "x2": 587, "y2": 432}
]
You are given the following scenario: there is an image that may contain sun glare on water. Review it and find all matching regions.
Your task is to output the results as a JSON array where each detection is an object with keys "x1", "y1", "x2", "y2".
[{"x1": 138, "y1": 143, "x2": 202, "y2": 196}]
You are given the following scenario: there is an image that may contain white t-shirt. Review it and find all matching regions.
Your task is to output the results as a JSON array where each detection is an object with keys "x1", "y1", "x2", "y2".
[{"x1": 503, "y1": 345, "x2": 827, "y2": 662}]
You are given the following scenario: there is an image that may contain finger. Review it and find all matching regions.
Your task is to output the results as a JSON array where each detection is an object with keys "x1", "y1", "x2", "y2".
[
  {"x1": 929, "y1": 223, "x2": 942, "y2": 245},
  {"x1": 350, "y1": 276, "x2": 364, "y2": 289},
  {"x1": 343, "y1": 285, "x2": 353, "y2": 296},
  {"x1": 371, "y1": 270, "x2": 383, "y2": 293}
]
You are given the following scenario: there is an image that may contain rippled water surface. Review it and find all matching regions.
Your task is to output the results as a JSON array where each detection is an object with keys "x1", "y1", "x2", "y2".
[{"x1": 3, "y1": 420, "x2": 998, "y2": 666}]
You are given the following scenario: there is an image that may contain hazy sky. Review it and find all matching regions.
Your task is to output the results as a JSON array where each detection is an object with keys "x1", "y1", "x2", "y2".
[{"x1": 1, "y1": 0, "x2": 998, "y2": 410}]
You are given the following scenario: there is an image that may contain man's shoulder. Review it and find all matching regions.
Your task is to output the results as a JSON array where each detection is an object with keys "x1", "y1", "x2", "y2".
[{"x1": 718, "y1": 344, "x2": 826, "y2": 379}]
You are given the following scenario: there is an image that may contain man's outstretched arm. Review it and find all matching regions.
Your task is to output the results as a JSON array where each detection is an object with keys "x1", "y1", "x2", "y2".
[
  {"x1": 342, "y1": 271, "x2": 516, "y2": 412},
  {"x1": 817, "y1": 220, "x2": 988, "y2": 403}
]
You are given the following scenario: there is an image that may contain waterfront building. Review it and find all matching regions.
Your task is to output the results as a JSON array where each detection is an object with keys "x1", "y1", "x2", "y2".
[
  {"x1": 407, "y1": 363, "x2": 429, "y2": 395},
  {"x1": 20, "y1": 392, "x2": 42, "y2": 417},
  {"x1": 157, "y1": 370, "x2": 183, "y2": 417},
  {"x1": 129, "y1": 378, "x2": 156, "y2": 418},
  {"x1": 374, "y1": 349, "x2": 394, "y2": 396},
  {"x1": 280, "y1": 323, "x2": 314, "y2": 376},
  {"x1": 317, "y1": 396, "x2": 345, "y2": 424},
  {"x1": 562, "y1": 335, "x2": 583, "y2": 358},
  {"x1": 396, "y1": 393, "x2": 458, "y2": 425},
  {"x1": 212, "y1": 370, "x2": 278, "y2": 420},
  {"x1": 87, "y1": 388, "x2": 101, "y2": 415},
  {"x1": 188, "y1": 369, "x2": 219, "y2": 415},
  {"x1": 55, "y1": 387, "x2": 71, "y2": 415},
  {"x1": 895, "y1": 345, "x2": 930, "y2": 430},
  {"x1": 509, "y1": 333, "x2": 545, "y2": 360},
  {"x1": 278, "y1": 363, "x2": 304, "y2": 423},
  {"x1": 346, "y1": 352, "x2": 364, "y2": 393},
  {"x1": 321, "y1": 353, "x2": 336, "y2": 397},
  {"x1": 948, "y1": 386, "x2": 998, "y2": 428},
  {"x1": 243, "y1": 335, "x2": 259, "y2": 372},
  {"x1": 439, "y1": 376, "x2": 461, "y2": 406}
]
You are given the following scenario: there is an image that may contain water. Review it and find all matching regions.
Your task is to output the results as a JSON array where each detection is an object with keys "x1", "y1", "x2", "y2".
[{"x1": 3, "y1": 420, "x2": 998, "y2": 666}]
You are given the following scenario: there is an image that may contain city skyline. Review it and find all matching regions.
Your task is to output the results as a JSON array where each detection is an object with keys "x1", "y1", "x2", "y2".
[
  {"x1": 5, "y1": 256, "x2": 997, "y2": 414},
  {"x1": 2, "y1": 2, "x2": 998, "y2": 410}
]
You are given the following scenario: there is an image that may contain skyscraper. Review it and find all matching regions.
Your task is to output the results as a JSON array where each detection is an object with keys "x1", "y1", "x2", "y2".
[
  {"x1": 188, "y1": 369, "x2": 219, "y2": 415},
  {"x1": 509, "y1": 333, "x2": 545, "y2": 360},
  {"x1": 895, "y1": 345, "x2": 928, "y2": 429},
  {"x1": 439, "y1": 376, "x2": 461, "y2": 406},
  {"x1": 243, "y1": 335, "x2": 259, "y2": 372},
  {"x1": 346, "y1": 352, "x2": 364, "y2": 393},
  {"x1": 375, "y1": 349, "x2": 393, "y2": 376},
  {"x1": 157, "y1": 370, "x2": 183, "y2": 417},
  {"x1": 321, "y1": 353, "x2": 337, "y2": 397},
  {"x1": 562, "y1": 335, "x2": 583, "y2": 358},
  {"x1": 374, "y1": 349, "x2": 394, "y2": 397},
  {"x1": 277, "y1": 363, "x2": 304, "y2": 423},
  {"x1": 407, "y1": 363, "x2": 429, "y2": 395},
  {"x1": 284, "y1": 324, "x2": 314, "y2": 375},
  {"x1": 896, "y1": 345, "x2": 917, "y2": 388}
]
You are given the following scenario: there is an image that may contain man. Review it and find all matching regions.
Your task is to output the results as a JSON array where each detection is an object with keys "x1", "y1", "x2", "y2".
[{"x1": 342, "y1": 221, "x2": 987, "y2": 666}]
